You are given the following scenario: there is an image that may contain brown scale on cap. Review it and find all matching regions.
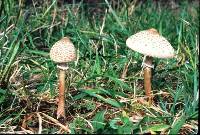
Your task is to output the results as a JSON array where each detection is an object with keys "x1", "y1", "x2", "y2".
[
  {"x1": 50, "y1": 37, "x2": 76, "y2": 63},
  {"x1": 148, "y1": 28, "x2": 159, "y2": 35}
]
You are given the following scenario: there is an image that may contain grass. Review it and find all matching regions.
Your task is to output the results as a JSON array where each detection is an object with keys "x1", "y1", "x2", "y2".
[{"x1": 0, "y1": 0, "x2": 199, "y2": 134}]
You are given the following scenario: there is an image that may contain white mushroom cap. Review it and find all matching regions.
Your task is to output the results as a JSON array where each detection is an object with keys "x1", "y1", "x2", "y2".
[
  {"x1": 126, "y1": 28, "x2": 175, "y2": 58},
  {"x1": 50, "y1": 37, "x2": 76, "y2": 63}
]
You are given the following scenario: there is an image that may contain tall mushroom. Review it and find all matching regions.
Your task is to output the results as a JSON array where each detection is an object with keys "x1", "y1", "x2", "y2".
[
  {"x1": 50, "y1": 37, "x2": 76, "y2": 119},
  {"x1": 126, "y1": 28, "x2": 175, "y2": 103}
]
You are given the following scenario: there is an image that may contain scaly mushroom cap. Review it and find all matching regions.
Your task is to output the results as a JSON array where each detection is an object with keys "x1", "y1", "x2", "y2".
[
  {"x1": 50, "y1": 37, "x2": 76, "y2": 63},
  {"x1": 126, "y1": 28, "x2": 175, "y2": 58}
]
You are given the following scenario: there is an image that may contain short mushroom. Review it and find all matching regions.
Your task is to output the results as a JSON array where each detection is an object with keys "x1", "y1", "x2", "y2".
[
  {"x1": 126, "y1": 28, "x2": 175, "y2": 103},
  {"x1": 50, "y1": 37, "x2": 76, "y2": 119}
]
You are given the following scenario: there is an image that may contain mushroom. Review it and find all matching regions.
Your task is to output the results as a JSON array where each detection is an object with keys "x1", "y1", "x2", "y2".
[
  {"x1": 50, "y1": 37, "x2": 76, "y2": 118},
  {"x1": 126, "y1": 28, "x2": 175, "y2": 103}
]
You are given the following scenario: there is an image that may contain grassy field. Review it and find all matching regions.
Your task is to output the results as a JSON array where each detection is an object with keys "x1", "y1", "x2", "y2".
[{"x1": 0, "y1": 0, "x2": 199, "y2": 134}]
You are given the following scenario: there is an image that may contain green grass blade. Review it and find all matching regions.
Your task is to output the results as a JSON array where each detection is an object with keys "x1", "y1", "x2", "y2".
[
  {"x1": 104, "y1": 0, "x2": 125, "y2": 30},
  {"x1": 42, "y1": 0, "x2": 57, "y2": 18},
  {"x1": 103, "y1": 74, "x2": 130, "y2": 90},
  {"x1": 169, "y1": 114, "x2": 187, "y2": 134},
  {"x1": 141, "y1": 124, "x2": 170, "y2": 134},
  {"x1": 1, "y1": 41, "x2": 20, "y2": 82},
  {"x1": 91, "y1": 110, "x2": 106, "y2": 131},
  {"x1": 82, "y1": 89, "x2": 123, "y2": 108},
  {"x1": 26, "y1": 49, "x2": 49, "y2": 57}
]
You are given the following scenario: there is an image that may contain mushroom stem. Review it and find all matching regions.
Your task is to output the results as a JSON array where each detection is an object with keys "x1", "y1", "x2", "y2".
[
  {"x1": 143, "y1": 56, "x2": 153, "y2": 103},
  {"x1": 57, "y1": 69, "x2": 66, "y2": 118}
]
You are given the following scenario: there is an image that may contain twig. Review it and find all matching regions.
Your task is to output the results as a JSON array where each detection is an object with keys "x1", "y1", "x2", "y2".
[
  {"x1": 40, "y1": 112, "x2": 71, "y2": 133},
  {"x1": 36, "y1": 112, "x2": 42, "y2": 134},
  {"x1": 120, "y1": 57, "x2": 132, "y2": 80}
]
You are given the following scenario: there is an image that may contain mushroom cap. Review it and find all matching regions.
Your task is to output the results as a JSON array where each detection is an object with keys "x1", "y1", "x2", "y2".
[
  {"x1": 126, "y1": 28, "x2": 175, "y2": 58},
  {"x1": 50, "y1": 37, "x2": 76, "y2": 63}
]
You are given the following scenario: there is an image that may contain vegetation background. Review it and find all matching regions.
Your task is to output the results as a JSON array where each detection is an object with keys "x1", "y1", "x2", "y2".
[{"x1": 0, "y1": 0, "x2": 199, "y2": 134}]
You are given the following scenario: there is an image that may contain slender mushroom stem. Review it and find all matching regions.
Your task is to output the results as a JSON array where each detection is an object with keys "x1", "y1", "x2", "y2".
[
  {"x1": 50, "y1": 37, "x2": 76, "y2": 120},
  {"x1": 57, "y1": 66, "x2": 68, "y2": 119},
  {"x1": 143, "y1": 56, "x2": 153, "y2": 103}
]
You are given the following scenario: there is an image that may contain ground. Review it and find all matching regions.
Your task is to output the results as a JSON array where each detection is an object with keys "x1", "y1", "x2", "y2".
[{"x1": 0, "y1": 0, "x2": 199, "y2": 134}]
